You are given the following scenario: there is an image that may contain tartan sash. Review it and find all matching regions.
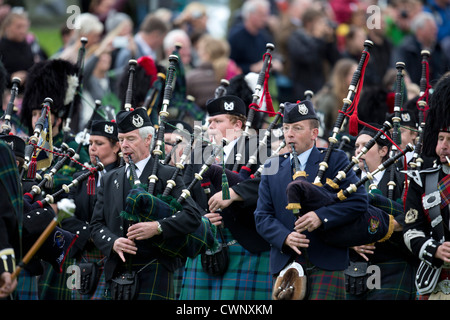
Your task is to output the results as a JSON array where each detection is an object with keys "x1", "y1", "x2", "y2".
[{"x1": 438, "y1": 174, "x2": 450, "y2": 209}]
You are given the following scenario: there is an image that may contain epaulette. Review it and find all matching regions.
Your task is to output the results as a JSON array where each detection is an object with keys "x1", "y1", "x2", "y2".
[{"x1": 401, "y1": 165, "x2": 441, "y2": 188}]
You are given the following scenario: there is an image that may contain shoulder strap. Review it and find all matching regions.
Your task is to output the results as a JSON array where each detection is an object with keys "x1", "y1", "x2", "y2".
[{"x1": 424, "y1": 171, "x2": 445, "y2": 242}]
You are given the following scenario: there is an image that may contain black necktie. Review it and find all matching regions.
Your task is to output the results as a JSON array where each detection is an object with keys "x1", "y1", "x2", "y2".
[{"x1": 128, "y1": 164, "x2": 137, "y2": 186}]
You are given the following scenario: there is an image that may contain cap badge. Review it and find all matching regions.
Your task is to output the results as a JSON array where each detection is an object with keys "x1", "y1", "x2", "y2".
[
  {"x1": 224, "y1": 101, "x2": 234, "y2": 111},
  {"x1": 298, "y1": 103, "x2": 308, "y2": 115},
  {"x1": 6, "y1": 141, "x2": 14, "y2": 150},
  {"x1": 132, "y1": 114, "x2": 144, "y2": 128},
  {"x1": 401, "y1": 113, "x2": 411, "y2": 122},
  {"x1": 104, "y1": 124, "x2": 114, "y2": 134}
]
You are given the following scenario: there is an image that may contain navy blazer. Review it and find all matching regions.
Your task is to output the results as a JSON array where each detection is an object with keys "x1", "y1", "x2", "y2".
[{"x1": 254, "y1": 147, "x2": 368, "y2": 275}]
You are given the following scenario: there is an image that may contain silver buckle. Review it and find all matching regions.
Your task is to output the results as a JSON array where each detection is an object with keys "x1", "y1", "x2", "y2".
[
  {"x1": 436, "y1": 279, "x2": 450, "y2": 295},
  {"x1": 423, "y1": 191, "x2": 441, "y2": 210}
]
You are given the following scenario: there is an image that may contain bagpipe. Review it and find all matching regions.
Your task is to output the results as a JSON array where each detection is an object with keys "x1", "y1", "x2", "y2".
[
  {"x1": 0, "y1": 77, "x2": 21, "y2": 135},
  {"x1": 14, "y1": 160, "x2": 105, "y2": 280},
  {"x1": 62, "y1": 37, "x2": 88, "y2": 144},
  {"x1": 148, "y1": 55, "x2": 178, "y2": 194},
  {"x1": 285, "y1": 141, "x2": 413, "y2": 248},
  {"x1": 70, "y1": 99, "x2": 103, "y2": 167},
  {"x1": 26, "y1": 146, "x2": 76, "y2": 198},
  {"x1": 119, "y1": 141, "x2": 222, "y2": 259},
  {"x1": 21, "y1": 98, "x2": 54, "y2": 179},
  {"x1": 282, "y1": 48, "x2": 415, "y2": 247},
  {"x1": 117, "y1": 56, "x2": 219, "y2": 259},
  {"x1": 168, "y1": 42, "x2": 205, "y2": 123},
  {"x1": 388, "y1": 62, "x2": 406, "y2": 200},
  {"x1": 409, "y1": 50, "x2": 431, "y2": 171},
  {"x1": 232, "y1": 43, "x2": 276, "y2": 173},
  {"x1": 313, "y1": 40, "x2": 373, "y2": 186}
]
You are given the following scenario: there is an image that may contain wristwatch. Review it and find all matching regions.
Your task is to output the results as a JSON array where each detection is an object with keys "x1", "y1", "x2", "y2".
[{"x1": 156, "y1": 221, "x2": 163, "y2": 235}]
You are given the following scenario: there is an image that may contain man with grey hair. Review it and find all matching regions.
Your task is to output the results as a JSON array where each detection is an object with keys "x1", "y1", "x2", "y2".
[
  {"x1": 391, "y1": 11, "x2": 450, "y2": 84},
  {"x1": 227, "y1": 0, "x2": 282, "y2": 75},
  {"x1": 90, "y1": 107, "x2": 202, "y2": 300},
  {"x1": 162, "y1": 28, "x2": 193, "y2": 70},
  {"x1": 55, "y1": 12, "x2": 104, "y2": 64}
]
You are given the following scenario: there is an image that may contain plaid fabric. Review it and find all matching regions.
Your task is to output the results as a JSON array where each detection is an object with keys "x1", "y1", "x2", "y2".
[
  {"x1": 38, "y1": 258, "x2": 76, "y2": 300},
  {"x1": 368, "y1": 192, "x2": 404, "y2": 217},
  {"x1": 47, "y1": 131, "x2": 90, "y2": 193},
  {"x1": 346, "y1": 259, "x2": 416, "y2": 300},
  {"x1": 306, "y1": 267, "x2": 347, "y2": 300},
  {"x1": 121, "y1": 187, "x2": 218, "y2": 259},
  {"x1": 71, "y1": 247, "x2": 107, "y2": 300},
  {"x1": 169, "y1": 50, "x2": 205, "y2": 122},
  {"x1": 104, "y1": 260, "x2": 174, "y2": 300},
  {"x1": 423, "y1": 174, "x2": 450, "y2": 218},
  {"x1": 438, "y1": 174, "x2": 450, "y2": 208},
  {"x1": 0, "y1": 141, "x2": 23, "y2": 233},
  {"x1": 14, "y1": 269, "x2": 39, "y2": 300},
  {"x1": 179, "y1": 228, "x2": 273, "y2": 300},
  {"x1": 173, "y1": 266, "x2": 184, "y2": 300}
]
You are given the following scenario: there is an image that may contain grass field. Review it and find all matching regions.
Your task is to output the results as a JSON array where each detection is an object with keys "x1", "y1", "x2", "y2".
[{"x1": 30, "y1": 27, "x2": 63, "y2": 58}]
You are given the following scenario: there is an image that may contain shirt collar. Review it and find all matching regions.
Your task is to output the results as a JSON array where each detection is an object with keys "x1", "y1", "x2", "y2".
[
  {"x1": 361, "y1": 170, "x2": 385, "y2": 186},
  {"x1": 126, "y1": 154, "x2": 151, "y2": 177},
  {"x1": 290, "y1": 147, "x2": 313, "y2": 171}
]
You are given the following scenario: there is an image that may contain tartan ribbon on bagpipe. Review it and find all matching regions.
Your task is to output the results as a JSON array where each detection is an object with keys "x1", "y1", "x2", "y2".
[
  {"x1": 367, "y1": 192, "x2": 404, "y2": 217},
  {"x1": 120, "y1": 186, "x2": 218, "y2": 259}
]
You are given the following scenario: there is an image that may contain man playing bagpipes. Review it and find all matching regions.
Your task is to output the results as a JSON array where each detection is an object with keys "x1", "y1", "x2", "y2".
[
  {"x1": 89, "y1": 107, "x2": 202, "y2": 300},
  {"x1": 0, "y1": 133, "x2": 77, "y2": 300},
  {"x1": 254, "y1": 100, "x2": 369, "y2": 300},
  {"x1": 403, "y1": 73, "x2": 450, "y2": 300},
  {"x1": 19, "y1": 59, "x2": 90, "y2": 192},
  {"x1": 18, "y1": 59, "x2": 91, "y2": 300},
  {"x1": 179, "y1": 94, "x2": 273, "y2": 300}
]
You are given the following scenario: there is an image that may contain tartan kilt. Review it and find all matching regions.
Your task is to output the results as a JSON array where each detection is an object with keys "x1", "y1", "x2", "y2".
[
  {"x1": 38, "y1": 258, "x2": 76, "y2": 300},
  {"x1": 71, "y1": 247, "x2": 107, "y2": 300},
  {"x1": 104, "y1": 259, "x2": 174, "y2": 300},
  {"x1": 346, "y1": 259, "x2": 416, "y2": 300},
  {"x1": 306, "y1": 267, "x2": 347, "y2": 300},
  {"x1": 179, "y1": 227, "x2": 272, "y2": 300},
  {"x1": 15, "y1": 269, "x2": 39, "y2": 300}
]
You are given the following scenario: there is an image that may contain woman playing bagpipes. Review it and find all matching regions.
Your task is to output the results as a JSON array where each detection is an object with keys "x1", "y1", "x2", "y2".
[
  {"x1": 346, "y1": 124, "x2": 418, "y2": 300},
  {"x1": 63, "y1": 120, "x2": 121, "y2": 300}
]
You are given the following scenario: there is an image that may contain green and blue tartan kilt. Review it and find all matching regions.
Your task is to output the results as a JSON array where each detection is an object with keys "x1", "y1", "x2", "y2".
[
  {"x1": 173, "y1": 265, "x2": 184, "y2": 300},
  {"x1": 179, "y1": 227, "x2": 273, "y2": 300},
  {"x1": 14, "y1": 269, "x2": 39, "y2": 300},
  {"x1": 38, "y1": 258, "x2": 76, "y2": 300},
  {"x1": 346, "y1": 259, "x2": 416, "y2": 300},
  {"x1": 104, "y1": 259, "x2": 175, "y2": 300},
  {"x1": 71, "y1": 247, "x2": 107, "y2": 300}
]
